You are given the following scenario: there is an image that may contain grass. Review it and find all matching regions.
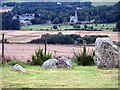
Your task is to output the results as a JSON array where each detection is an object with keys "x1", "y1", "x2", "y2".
[
  {"x1": 21, "y1": 24, "x2": 52, "y2": 31},
  {"x1": 1, "y1": 64, "x2": 118, "y2": 88},
  {"x1": 0, "y1": 65, "x2": 2, "y2": 90},
  {"x1": 21, "y1": 24, "x2": 73, "y2": 31},
  {"x1": 21, "y1": 23, "x2": 116, "y2": 31}
]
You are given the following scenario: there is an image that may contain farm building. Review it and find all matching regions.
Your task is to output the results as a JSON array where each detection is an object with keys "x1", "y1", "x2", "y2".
[{"x1": 13, "y1": 14, "x2": 35, "y2": 26}]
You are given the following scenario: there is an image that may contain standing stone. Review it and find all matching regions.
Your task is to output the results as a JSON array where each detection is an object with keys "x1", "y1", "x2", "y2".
[
  {"x1": 95, "y1": 37, "x2": 119, "y2": 68},
  {"x1": 58, "y1": 56, "x2": 72, "y2": 68},
  {"x1": 41, "y1": 59, "x2": 58, "y2": 69},
  {"x1": 13, "y1": 64, "x2": 27, "y2": 72}
]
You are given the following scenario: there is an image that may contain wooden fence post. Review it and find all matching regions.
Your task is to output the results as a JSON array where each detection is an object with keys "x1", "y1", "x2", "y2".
[
  {"x1": 2, "y1": 34, "x2": 4, "y2": 58},
  {"x1": 83, "y1": 40, "x2": 86, "y2": 54},
  {"x1": 45, "y1": 36, "x2": 47, "y2": 57}
]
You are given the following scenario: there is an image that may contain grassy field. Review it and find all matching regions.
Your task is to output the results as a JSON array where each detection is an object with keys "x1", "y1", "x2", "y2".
[
  {"x1": 21, "y1": 23, "x2": 116, "y2": 31},
  {"x1": 1, "y1": 65, "x2": 118, "y2": 88},
  {"x1": 21, "y1": 24, "x2": 73, "y2": 31}
]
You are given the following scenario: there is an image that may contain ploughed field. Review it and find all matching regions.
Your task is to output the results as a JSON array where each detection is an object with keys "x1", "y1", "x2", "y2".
[
  {"x1": 0, "y1": 30, "x2": 119, "y2": 61},
  {"x1": 0, "y1": 30, "x2": 119, "y2": 43},
  {"x1": 0, "y1": 43, "x2": 94, "y2": 61}
]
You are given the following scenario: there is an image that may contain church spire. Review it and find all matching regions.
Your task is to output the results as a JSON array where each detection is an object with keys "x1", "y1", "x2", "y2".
[
  {"x1": 75, "y1": 11, "x2": 78, "y2": 22},
  {"x1": 70, "y1": 11, "x2": 78, "y2": 23},
  {"x1": 75, "y1": 11, "x2": 77, "y2": 17}
]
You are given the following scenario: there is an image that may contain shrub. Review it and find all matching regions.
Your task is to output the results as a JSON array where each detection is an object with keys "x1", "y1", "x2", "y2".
[
  {"x1": 53, "y1": 25, "x2": 58, "y2": 30},
  {"x1": 84, "y1": 24, "x2": 87, "y2": 29},
  {"x1": 73, "y1": 46, "x2": 95, "y2": 66},
  {"x1": 95, "y1": 24, "x2": 97, "y2": 27},
  {"x1": 30, "y1": 34, "x2": 75, "y2": 44},
  {"x1": 82, "y1": 35, "x2": 109, "y2": 44},
  {"x1": 69, "y1": 34, "x2": 81, "y2": 40},
  {"x1": 72, "y1": 24, "x2": 81, "y2": 29},
  {"x1": 31, "y1": 48, "x2": 52, "y2": 66},
  {"x1": 29, "y1": 34, "x2": 108, "y2": 45}
]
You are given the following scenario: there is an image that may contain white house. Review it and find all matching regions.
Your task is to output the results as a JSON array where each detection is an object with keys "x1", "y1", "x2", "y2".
[{"x1": 13, "y1": 14, "x2": 35, "y2": 26}]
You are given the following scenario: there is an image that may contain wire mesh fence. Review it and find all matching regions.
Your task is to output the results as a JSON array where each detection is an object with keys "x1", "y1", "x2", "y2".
[{"x1": 0, "y1": 33, "x2": 95, "y2": 62}]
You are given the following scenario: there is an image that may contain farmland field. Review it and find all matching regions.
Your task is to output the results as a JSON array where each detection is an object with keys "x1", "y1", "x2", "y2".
[
  {"x1": 21, "y1": 23, "x2": 116, "y2": 31},
  {"x1": 0, "y1": 30, "x2": 119, "y2": 61},
  {"x1": 0, "y1": 43, "x2": 95, "y2": 61},
  {"x1": 0, "y1": 30, "x2": 118, "y2": 42}
]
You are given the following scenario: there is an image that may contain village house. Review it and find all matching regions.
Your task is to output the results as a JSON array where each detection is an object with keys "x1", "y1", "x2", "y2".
[{"x1": 13, "y1": 14, "x2": 35, "y2": 26}]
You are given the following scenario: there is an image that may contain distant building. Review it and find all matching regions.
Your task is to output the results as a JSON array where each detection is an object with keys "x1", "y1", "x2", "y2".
[
  {"x1": 20, "y1": 20, "x2": 32, "y2": 26},
  {"x1": 13, "y1": 14, "x2": 35, "y2": 20},
  {"x1": 70, "y1": 11, "x2": 78, "y2": 23},
  {"x1": 13, "y1": 14, "x2": 35, "y2": 26},
  {"x1": 57, "y1": 2, "x2": 62, "y2": 5},
  {"x1": 47, "y1": 20, "x2": 52, "y2": 24},
  {"x1": 80, "y1": 20, "x2": 95, "y2": 24}
]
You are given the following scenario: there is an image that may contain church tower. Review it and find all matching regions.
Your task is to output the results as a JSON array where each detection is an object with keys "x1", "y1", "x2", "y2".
[
  {"x1": 70, "y1": 11, "x2": 78, "y2": 23},
  {"x1": 75, "y1": 11, "x2": 78, "y2": 23}
]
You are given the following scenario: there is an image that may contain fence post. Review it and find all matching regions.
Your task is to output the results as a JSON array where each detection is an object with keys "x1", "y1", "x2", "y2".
[
  {"x1": 45, "y1": 36, "x2": 47, "y2": 57},
  {"x1": 2, "y1": 34, "x2": 4, "y2": 58},
  {"x1": 83, "y1": 40, "x2": 86, "y2": 54}
]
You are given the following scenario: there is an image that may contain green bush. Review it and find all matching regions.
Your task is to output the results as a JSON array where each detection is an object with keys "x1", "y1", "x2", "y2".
[
  {"x1": 30, "y1": 33, "x2": 75, "y2": 44},
  {"x1": 82, "y1": 35, "x2": 109, "y2": 44},
  {"x1": 73, "y1": 47, "x2": 95, "y2": 66},
  {"x1": 72, "y1": 24, "x2": 81, "y2": 29},
  {"x1": 29, "y1": 34, "x2": 108, "y2": 45},
  {"x1": 31, "y1": 48, "x2": 52, "y2": 66},
  {"x1": 53, "y1": 25, "x2": 58, "y2": 30},
  {"x1": 84, "y1": 24, "x2": 87, "y2": 29}
]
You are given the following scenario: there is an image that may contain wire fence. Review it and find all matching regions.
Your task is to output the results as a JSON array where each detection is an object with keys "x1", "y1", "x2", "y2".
[{"x1": 0, "y1": 34, "x2": 95, "y2": 62}]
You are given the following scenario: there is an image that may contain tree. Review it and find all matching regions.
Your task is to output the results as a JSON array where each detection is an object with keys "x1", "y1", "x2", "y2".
[
  {"x1": 84, "y1": 24, "x2": 87, "y2": 29},
  {"x1": 73, "y1": 24, "x2": 81, "y2": 29},
  {"x1": 12, "y1": 19, "x2": 20, "y2": 30},
  {"x1": 52, "y1": 17, "x2": 59, "y2": 24},
  {"x1": 116, "y1": 20, "x2": 120, "y2": 32},
  {"x1": 2, "y1": 12, "x2": 13, "y2": 30},
  {"x1": 34, "y1": 13, "x2": 39, "y2": 18},
  {"x1": 89, "y1": 26, "x2": 93, "y2": 30},
  {"x1": 53, "y1": 25, "x2": 58, "y2": 30},
  {"x1": 63, "y1": 17, "x2": 68, "y2": 23}
]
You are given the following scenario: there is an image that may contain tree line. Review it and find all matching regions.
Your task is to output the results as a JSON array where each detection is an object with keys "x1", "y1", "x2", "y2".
[
  {"x1": 1, "y1": 2, "x2": 120, "y2": 31},
  {"x1": 2, "y1": 12, "x2": 20, "y2": 30},
  {"x1": 29, "y1": 33, "x2": 109, "y2": 44}
]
